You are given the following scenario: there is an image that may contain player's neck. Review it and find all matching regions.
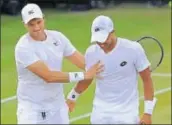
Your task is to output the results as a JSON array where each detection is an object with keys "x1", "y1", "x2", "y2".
[{"x1": 29, "y1": 31, "x2": 47, "y2": 42}]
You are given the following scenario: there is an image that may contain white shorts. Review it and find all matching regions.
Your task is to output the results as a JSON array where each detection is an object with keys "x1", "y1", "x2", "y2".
[
  {"x1": 17, "y1": 104, "x2": 69, "y2": 124},
  {"x1": 90, "y1": 107, "x2": 140, "y2": 124}
]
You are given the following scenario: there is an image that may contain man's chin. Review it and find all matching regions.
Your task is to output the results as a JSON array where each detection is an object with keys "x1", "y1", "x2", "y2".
[{"x1": 34, "y1": 31, "x2": 43, "y2": 36}]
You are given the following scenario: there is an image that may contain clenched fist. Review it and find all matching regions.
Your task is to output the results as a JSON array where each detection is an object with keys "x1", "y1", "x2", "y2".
[
  {"x1": 66, "y1": 99, "x2": 76, "y2": 112},
  {"x1": 140, "y1": 113, "x2": 152, "y2": 124}
]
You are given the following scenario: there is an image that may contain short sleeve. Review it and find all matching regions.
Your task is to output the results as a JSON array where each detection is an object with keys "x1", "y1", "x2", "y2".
[
  {"x1": 134, "y1": 42, "x2": 150, "y2": 72},
  {"x1": 59, "y1": 33, "x2": 76, "y2": 57},
  {"x1": 85, "y1": 46, "x2": 99, "y2": 71},
  {"x1": 15, "y1": 46, "x2": 40, "y2": 68}
]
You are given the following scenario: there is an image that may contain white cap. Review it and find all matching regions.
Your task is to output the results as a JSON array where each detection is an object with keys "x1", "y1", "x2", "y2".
[
  {"x1": 21, "y1": 3, "x2": 43, "y2": 24},
  {"x1": 91, "y1": 15, "x2": 114, "y2": 43}
]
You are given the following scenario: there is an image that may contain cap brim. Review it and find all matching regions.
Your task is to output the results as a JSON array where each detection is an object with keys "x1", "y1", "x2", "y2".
[
  {"x1": 91, "y1": 30, "x2": 109, "y2": 43},
  {"x1": 24, "y1": 14, "x2": 43, "y2": 24}
]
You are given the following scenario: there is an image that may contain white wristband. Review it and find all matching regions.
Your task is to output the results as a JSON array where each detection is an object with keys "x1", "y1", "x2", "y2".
[
  {"x1": 69, "y1": 72, "x2": 84, "y2": 83},
  {"x1": 144, "y1": 97, "x2": 157, "y2": 115},
  {"x1": 67, "y1": 89, "x2": 80, "y2": 101}
]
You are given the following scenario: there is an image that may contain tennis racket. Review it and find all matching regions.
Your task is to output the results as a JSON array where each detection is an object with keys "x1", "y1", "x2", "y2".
[{"x1": 136, "y1": 36, "x2": 164, "y2": 72}]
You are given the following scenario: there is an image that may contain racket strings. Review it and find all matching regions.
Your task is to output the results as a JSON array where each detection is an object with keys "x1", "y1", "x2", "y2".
[{"x1": 137, "y1": 37, "x2": 164, "y2": 71}]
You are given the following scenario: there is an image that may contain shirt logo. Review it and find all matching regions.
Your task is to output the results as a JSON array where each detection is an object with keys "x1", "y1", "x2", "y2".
[
  {"x1": 41, "y1": 112, "x2": 46, "y2": 120},
  {"x1": 28, "y1": 10, "x2": 34, "y2": 15},
  {"x1": 53, "y1": 41, "x2": 59, "y2": 46},
  {"x1": 120, "y1": 61, "x2": 127, "y2": 67}
]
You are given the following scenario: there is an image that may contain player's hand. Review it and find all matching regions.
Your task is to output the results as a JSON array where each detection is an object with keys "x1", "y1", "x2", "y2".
[
  {"x1": 139, "y1": 113, "x2": 152, "y2": 124},
  {"x1": 66, "y1": 99, "x2": 76, "y2": 112},
  {"x1": 85, "y1": 61, "x2": 104, "y2": 80}
]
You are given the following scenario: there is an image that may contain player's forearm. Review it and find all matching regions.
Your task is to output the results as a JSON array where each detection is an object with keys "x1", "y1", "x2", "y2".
[
  {"x1": 66, "y1": 51, "x2": 85, "y2": 70},
  {"x1": 140, "y1": 68, "x2": 154, "y2": 101},
  {"x1": 143, "y1": 79, "x2": 154, "y2": 101},
  {"x1": 143, "y1": 78, "x2": 157, "y2": 116},
  {"x1": 74, "y1": 79, "x2": 93, "y2": 94},
  {"x1": 67, "y1": 79, "x2": 93, "y2": 101},
  {"x1": 44, "y1": 71, "x2": 70, "y2": 83},
  {"x1": 139, "y1": 68, "x2": 157, "y2": 115}
]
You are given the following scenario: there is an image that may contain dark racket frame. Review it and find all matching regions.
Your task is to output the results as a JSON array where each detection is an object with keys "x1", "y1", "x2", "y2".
[{"x1": 136, "y1": 36, "x2": 164, "y2": 72}]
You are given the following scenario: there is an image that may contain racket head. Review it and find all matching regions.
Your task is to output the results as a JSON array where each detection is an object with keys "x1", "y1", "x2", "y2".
[{"x1": 136, "y1": 36, "x2": 164, "y2": 72}]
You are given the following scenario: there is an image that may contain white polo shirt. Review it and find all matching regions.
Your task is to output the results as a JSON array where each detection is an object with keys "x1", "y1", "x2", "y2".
[
  {"x1": 15, "y1": 30, "x2": 76, "y2": 111},
  {"x1": 85, "y1": 37, "x2": 150, "y2": 115}
]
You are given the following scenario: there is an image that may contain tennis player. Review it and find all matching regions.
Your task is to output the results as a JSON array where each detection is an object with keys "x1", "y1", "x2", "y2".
[
  {"x1": 67, "y1": 15, "x2": 157, "y2": 124},
  {"x1": 15, "y1": 3, "x2": 103, "y2": 124}
]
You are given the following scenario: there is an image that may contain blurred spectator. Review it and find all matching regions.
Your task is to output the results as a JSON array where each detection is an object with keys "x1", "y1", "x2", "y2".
[
  {"x1": 1, "y1": 0, "x2": 21, "y2": 15},
  {"x1": 147, "y1": 0, "x2": 169, "y2": 7},
  {"x1": 1, "y1": 0, "x2": 170, "y2": 15},
  {"x1": 90, "y1": 0, "x2": 106, "y2": 8}
]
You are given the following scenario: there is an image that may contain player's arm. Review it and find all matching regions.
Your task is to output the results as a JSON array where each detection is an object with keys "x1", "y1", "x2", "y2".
[
  {"x1": 66, "y1": 52, "x2": 94, "y2": 102},
  {"x1": 64, "y1": 41, "x2": 92, "y2": 91},
  {"x1": 66, "y1": 62, "x2": 94, "y2": 112},
  {"x1": 66, "y1": 51, "x2": 92, "y2": 93},
  {"x1": 139, "y1": 67, "x2": 156, "y2": 114},
  {"x1": 60, "y1": 32, "x2": 94, "y2": 90},
  {"x1": 66, "y1": 58, "x2": 94, "y2": 112},
  {"x1": 139, "y1": 67, "x2": 157, "y2": 124},
  {"x1": 139, "y1": 67, "x2": 154, "y2": 101},
  {"x1": 66, "y1": 46, "x2": 100, "y2": 112},
  {"x1": 74, "y1": 79, "x2": 93, "y2": 94},
  {"x1": 57, "y1": 32, "x2": 85, "y2": 70},
  {"x1": 67, "y1": 79, "x2": 93, "y2": 101},
  {"x1": 65, "y1": 51, "x2": 85, "y2": 70},
  {"x1": 26, "y1": 60, "x2": 81, "y2": 83},
  {"x1": 15, "y1": 46, "x2": 102, "y2": 84},
  {"x1": 27, "y1": 60, "x2": 102, "y2": 84},
  {"x1": 67, "y1": 45, "x2": 98, "y2": 102},
  {"x1": 66, "y1": 58, "x2": 95, "y2": 101},
  {"x1": 65, "y1": 51, "x2": 92, "y2": 95},
  {"x1": 134, "y1": 42, "x2": 157, "y2": 124}
]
